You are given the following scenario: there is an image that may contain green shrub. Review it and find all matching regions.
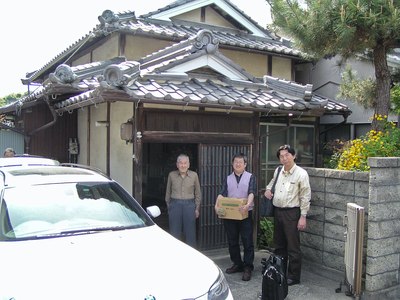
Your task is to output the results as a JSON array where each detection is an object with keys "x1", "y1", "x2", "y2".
[
  {"x1": 258, "y1": 217, "x2": 274, "y2": 250},
  {"x1": 323, "y1": 139, "x2": 346, "y2": 169},
  {"x1": 332, "y1": 114, "x2": 400, "y2": 171}
]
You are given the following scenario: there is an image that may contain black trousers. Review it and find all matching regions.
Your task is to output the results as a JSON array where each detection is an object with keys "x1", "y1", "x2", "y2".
[
  {"x1": 223, "y1": 210, "x2": 254, "y2": 269},
  {"x1": 273, "y1": 207, "x2": 301, "y2": 280}
]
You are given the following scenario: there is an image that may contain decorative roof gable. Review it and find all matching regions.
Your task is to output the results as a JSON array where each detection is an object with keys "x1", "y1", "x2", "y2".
[
  {"x1": 138, "y1": 29, "x2": 255, "y2": 81},
  {"x1": 141, "y1": 0, "x2": 272, "y2": 38}
]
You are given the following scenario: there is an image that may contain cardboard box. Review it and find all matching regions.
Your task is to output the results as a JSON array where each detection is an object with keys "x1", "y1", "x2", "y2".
[{"x1": 217, "y1": 197, "x2": 248, "y2": 220}]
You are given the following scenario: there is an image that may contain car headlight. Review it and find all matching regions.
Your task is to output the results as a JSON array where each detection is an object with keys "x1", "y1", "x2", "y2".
[{"x1": 207, "y1": 266, "x2": 231, "y2": 300}]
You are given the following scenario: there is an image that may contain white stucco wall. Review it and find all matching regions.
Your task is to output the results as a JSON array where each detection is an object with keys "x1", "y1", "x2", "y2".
[
  {"x1": 77, "y1": 104, "x2": 107, "y2": 171},
  {"x1": 77, "y1": 108, "x2": 88, "y2": 165},
  {"x1": 109, "y1": 101, "x2": 134, "y2": 194},
  {"x1": 171, "y1": 7, "x2": 237, "y2": 29},
  {"x1": 92, "y1": 35, "x2": 119, "y2": 62},
  {"x1": 76, "y1": 101, "x2": 134, "y2": 194},
  {"x1": 271, "y1": 56, "x2": 292, "y2": 80},
  {"x1": 220, "y1": 48, "x2": 268, "y2": 77},
  {"x1": 89, "y1": 103, "x2": 107, "y2": 173}
]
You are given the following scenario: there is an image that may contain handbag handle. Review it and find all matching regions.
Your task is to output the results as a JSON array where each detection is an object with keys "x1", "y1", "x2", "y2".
[{"x1": 271, "y1": 166, "x2": 282, "y2": 194}]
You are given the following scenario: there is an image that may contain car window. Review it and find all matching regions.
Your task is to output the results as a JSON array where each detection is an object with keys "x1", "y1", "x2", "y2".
[{"x1": 0, "y1": 181, "x2": 152, "y2": 240}]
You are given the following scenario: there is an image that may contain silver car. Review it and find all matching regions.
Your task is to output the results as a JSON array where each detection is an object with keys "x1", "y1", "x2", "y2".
[{"x1": 0, "y1": 163, "x2": 232, "y2": 300}]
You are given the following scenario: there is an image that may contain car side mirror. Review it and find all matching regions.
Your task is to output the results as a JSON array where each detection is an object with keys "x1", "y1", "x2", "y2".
[{"x1": 146, "y1": 205, "x2": 161, "y2": 218}]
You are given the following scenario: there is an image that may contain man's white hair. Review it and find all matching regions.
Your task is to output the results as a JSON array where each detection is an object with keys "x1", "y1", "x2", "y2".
[{"x1": 177, "y1": 154, "x2": 190, "y2": 163}]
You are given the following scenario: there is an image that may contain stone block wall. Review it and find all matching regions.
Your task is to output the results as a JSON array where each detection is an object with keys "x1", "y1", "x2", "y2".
[
  {"x1": 302, "y1": 167, "x2": 369, "y2": 273},
  {"x1": 303, "y1": 157, "x2": 400, "y2": 299},
  {"x1": 364, "y1": 157, "x2": 400, "y2": 299}
]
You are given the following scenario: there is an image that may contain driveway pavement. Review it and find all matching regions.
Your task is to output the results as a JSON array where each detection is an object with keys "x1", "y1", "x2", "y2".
[{"x1": 204, "y1": 249, "x2": 352, "y2": 300}]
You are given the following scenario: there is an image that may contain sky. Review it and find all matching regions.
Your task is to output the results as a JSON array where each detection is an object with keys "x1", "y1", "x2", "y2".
[{"x1": 0, "y1": 0, "x2": 271, "y2": 98}]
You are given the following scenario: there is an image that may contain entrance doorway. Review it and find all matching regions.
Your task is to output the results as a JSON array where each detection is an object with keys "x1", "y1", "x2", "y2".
[
  {"x1": 142, "y1": 142, "x2": 252, "y2": 250},
  {"x1": 142, "y1": 143, "x2": 198, "y2": 231}
]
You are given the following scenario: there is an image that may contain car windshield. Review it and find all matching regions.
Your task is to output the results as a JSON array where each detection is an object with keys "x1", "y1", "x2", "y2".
[{"x1": 0, "y1": 181, "x2": 153, "y2": 241}]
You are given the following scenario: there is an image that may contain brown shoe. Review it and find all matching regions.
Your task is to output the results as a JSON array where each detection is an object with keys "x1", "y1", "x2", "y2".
[
  {"x1": 225, "y1": 265, "x2": 243, "y2": 274},
  {"x1": 242, "y1": 267, "x2": 252, "y2": 281}
]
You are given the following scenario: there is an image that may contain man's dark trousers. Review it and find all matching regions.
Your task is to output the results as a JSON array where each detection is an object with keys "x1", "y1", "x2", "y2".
[
  {"x1": 274, "y1": 207, "x2": 301, "y2": 280},
  {"x1": 223, "y1": 210, "x2": 254, "y2": 269},
  {"x1": 168, "y1": 198, "x2": 196, "y2": 248}
]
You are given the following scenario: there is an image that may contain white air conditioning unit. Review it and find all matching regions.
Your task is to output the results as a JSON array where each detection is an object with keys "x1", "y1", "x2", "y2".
[{"x1": 343, "y1": 203, "x2": 365, "y2": 298}]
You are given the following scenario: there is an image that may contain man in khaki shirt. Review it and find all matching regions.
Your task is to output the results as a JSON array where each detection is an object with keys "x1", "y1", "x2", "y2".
[
  {"x1": 165, "y1": 154, "x2": 201, "y2": 248},
  {"x1": 264, "y1": 145, "x2": 311, "y2": 286}
]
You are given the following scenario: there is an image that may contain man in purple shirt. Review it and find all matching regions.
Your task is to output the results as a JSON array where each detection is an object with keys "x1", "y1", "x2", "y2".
[{"x1": 215, "y1": 153, "x2": 256, "y2": 281}]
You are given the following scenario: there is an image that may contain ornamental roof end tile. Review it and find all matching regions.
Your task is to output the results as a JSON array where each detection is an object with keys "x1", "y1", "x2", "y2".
[{"x1": 98, "y1": 61, "x2": 140, "y2": 89}]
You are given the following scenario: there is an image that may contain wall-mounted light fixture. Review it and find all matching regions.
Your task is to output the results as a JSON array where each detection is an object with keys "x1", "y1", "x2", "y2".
[{"x1": 120, "y1": 119, "x2": 133, "y2": 143}]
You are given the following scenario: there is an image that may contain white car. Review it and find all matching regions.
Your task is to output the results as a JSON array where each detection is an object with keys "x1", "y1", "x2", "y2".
[
  {"x1": 0, "y1": 154, "x2": 60, "y2": 167},
  {"x1": 0, "y1": 163, "x2": 232, "y2": 300}
]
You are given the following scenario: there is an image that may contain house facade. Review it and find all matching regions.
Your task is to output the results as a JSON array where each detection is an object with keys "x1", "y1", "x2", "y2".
[
  {"x1": 0, "y1": 0, "x2": 350, "y2": 250},
  {"x1": 296, "y1": 53, "x2": 399, "y2": 160}
]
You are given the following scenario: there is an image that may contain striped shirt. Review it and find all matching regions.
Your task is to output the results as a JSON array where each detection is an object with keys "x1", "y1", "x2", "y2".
[{"x1": 266, "y1": 164, "x2": 311, "y2": 216}]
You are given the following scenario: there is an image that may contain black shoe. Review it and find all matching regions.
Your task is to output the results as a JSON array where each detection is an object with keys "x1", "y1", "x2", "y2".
[
  {"x1": 225, "y1": 264, "x2": 243, "y2": 274},
  {"x1": 242, "y1": 267, "x2": 252, "y2": 281},
  {"x1": 287, "y1": 278, "x2": 300, "y2": 286}
]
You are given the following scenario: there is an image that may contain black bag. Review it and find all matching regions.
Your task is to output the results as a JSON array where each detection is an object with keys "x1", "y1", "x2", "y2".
[
  {"x1": 260, "y1": 167, "x2": 282, "y2": 217},
  {"x1": 260, "y1": 195, "x2": 274, "y2": 217},
  {"x1": 261, "y1": 254, "x2": 288, "y2": 300}
]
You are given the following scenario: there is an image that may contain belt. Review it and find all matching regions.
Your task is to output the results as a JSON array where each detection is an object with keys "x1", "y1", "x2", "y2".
[
  {"x1": 170, "y1": 198, "x2": 194, "y2": 201},
  {"x1": 275, "y1": 206, "x2": 299, "y2": 211}
]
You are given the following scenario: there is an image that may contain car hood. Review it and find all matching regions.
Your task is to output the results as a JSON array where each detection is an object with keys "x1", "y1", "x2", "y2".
[{"x1": 0, "y1": 225, "x2": 220, "y2": 300}]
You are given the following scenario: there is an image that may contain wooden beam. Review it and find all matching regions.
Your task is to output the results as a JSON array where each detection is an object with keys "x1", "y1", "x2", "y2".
[{"x1": 142, "y1": 131, "x2": 254, "y2": 144}]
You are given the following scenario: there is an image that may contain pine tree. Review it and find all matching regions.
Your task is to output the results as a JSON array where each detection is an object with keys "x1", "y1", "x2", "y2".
[
  {"x1": 0, "y1": 92, "x2": 27, "y2": 106},
  {"x1": 267, "y1": 0, "x2": 400, "y2": 130}
]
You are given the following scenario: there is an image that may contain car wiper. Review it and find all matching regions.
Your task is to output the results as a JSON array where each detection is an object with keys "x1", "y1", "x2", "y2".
[{"x1": 36, "y1": 225, "x2": 130, "y2": 237}]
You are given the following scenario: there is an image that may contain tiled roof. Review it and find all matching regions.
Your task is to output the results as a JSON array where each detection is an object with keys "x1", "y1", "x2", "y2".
[
  {"x1": 0, "y1": 58, "x2": 134, "y2": 114},
  {"x1": 110, "y1": 16, "x2": 299, "y2": 55},
  {"x1": 2, "y1": 68, "x2": 349, "y2": 117},
  {"x1": 25, "y1": 10, "x2": 301, "y2": 84},
  {"x1": 51, "y1": 75, "x2": 348, "y2": 116},
  {"x1": 2, "y1": 29, "x2": 348, "y2": 117}
]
